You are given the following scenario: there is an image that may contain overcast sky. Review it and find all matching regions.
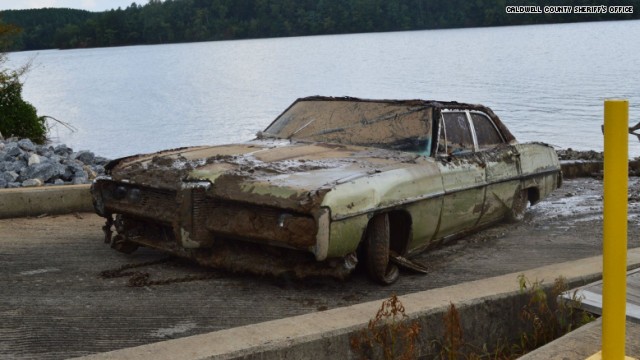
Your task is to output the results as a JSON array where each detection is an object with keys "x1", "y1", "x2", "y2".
[{"x1": 0, "y1": 0, "x2": 138, "y2": 12}]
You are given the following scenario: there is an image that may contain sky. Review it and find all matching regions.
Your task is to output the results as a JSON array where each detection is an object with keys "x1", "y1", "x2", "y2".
[{"x1": 0, "y1": 0, "x2": 138, "y2": 12}]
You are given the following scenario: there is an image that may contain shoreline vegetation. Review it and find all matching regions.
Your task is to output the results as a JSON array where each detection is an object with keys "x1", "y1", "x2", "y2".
[{"x1": 0, "y1": 0, "x2": 638, "y2": 52}]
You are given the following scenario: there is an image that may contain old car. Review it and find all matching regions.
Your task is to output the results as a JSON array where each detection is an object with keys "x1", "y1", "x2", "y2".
[{"x1": 91, "y1": 96, "x2": 561, "y2": 284}]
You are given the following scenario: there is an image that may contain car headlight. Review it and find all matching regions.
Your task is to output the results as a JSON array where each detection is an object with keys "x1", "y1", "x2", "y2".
[{"x1": 114, "y1": 186, "x2": 127, "y2": 200}]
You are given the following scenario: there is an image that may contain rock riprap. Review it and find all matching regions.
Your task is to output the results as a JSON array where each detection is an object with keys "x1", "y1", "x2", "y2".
[{"x1": 0, "y1": 138, "x2": 110, "y2": 188}]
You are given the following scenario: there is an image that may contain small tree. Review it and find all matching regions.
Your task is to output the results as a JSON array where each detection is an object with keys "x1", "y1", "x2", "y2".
[{"x1": 0, "y1": 20, "x2": 47, "y2": 143}]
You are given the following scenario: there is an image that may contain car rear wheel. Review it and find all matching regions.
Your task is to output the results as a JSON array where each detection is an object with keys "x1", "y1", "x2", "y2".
[
  {"x1": 507, "y1": 189, "x2": 528, "y2": 223},
  {"x1": 365, "y1": 213, "x2": 400, "y2": 285}
]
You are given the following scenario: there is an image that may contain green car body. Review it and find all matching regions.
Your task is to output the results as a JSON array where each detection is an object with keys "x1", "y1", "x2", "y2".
[{"x1": 91, "y1": 96, "x2": 561, "y2": 284}]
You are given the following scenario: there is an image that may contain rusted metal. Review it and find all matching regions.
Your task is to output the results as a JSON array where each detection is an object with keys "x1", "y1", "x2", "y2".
[
  {"x1": 389, "y1": 251, "x2": 429, "y2": 274},
  {"x1": 98, "y1": 256, "x2": 221, "y2": 287},
  {"x1": 205, "y1": 203, "x2": 317, "y2": 249},
  {"x1": 91, "y1": 96, "x2": 561, "y2": 284}
]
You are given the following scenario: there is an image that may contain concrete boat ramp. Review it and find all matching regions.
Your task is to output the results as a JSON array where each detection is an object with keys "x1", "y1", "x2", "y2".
[{"x1": 2, "y1": 178, "x2": 640, "y2": 359}]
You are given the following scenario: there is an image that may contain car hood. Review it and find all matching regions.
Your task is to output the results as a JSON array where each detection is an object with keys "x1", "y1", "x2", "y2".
[{"x1": 106, "y1": 139, "x2": 421, "y2": 212}]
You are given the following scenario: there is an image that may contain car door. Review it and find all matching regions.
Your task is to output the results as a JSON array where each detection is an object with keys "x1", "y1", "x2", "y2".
[
  {"x1": 435, "y1": 110, "x2": 486, "y2": 239},
  {"x1": 472, "y1": 111, "x2": 522, "y2": 226}
]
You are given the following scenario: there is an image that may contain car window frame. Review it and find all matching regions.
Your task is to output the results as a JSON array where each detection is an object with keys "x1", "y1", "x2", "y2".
[
  {"x1": 437, "y1": 109, "x2": 505, "y2": 156},
  {"x1": 468, "y1": 110, "x2": 506, "y2": 149}
]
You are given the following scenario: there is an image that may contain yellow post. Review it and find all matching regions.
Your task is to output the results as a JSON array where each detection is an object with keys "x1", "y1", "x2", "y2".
[{"x1": 602, "y1": 99, "x2": 629, "y2": 359}]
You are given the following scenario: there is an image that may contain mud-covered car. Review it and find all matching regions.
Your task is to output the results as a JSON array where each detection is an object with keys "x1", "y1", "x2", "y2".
[{"x1": 91, "y1": 96, "x2": 561, "y2": 284}]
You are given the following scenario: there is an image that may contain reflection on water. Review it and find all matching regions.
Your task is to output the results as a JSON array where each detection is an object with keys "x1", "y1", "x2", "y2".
[{"x1": 7, "y1": 20, "x2": 640, "y2": 158}]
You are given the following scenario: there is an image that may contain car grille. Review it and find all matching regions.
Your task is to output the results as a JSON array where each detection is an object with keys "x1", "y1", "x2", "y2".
[
  {"x1": 205, "y1": 201, "x2": 317, "y2": 249},
  {"x1": 97, "y1": 180, "x2": 317, "y2": 250},
  {"x1": 101, "y1": 181, "x2": 178, "y2": 223}
]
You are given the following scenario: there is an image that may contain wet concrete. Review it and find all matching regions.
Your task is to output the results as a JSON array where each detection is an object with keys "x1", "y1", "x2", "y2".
[{"x1": 1, "y1": 177, "x2": 639, "y2": 359}]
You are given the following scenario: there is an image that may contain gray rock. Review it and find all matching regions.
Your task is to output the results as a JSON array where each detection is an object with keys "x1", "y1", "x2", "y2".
[
  {"x1": 17, "y1": 139, "x2": 36, "y2": 152},
  {"x1": 20, "y1": 151, "x2": 32, "y2": 163},
  {"x1": 17, "y1": 165, "x2": 28, "y2": 177},
  {"x1": 72, "y1": 175, "x2": 88, "y2": 185},
  {"x1": 0, "y1": 140, "x2": 111, "y2": 187},
  {"x1": 36, "y1": 145, "x2": 54, "y2": 157},
  {"x1": 94, "y1": 156, "x2": 110, "y2": 166},
  {"x1": 4, "y1": 143, "x2": 23, "y2": 159},
  {"x1": 75, "y1": 169, "x2": 88, "y2": 179},
  {"x1": 92, "y1": 165, "x2": 106, "y2": 175},
  {"x1": 48, "y1": 154, "x2": 62, "y2": 164},
  {"x1": 40, "y1": 149, "x2": 53, "y2": 158},
  {"x1": 66, "y1": 160, "x2": 85, "y2": 174},
  {"x1": 52, "y1": 163, "x2": 67, "y2": 179},
  {"x1": 0, "y1": 178, "x2": 6, "y2": 188},
  {"x1": 6, "y1": 159, "x2": 27, "y2": 173},
  {"x1": 60, "y1": 165, "x2": 74, "y2": 181},
  {"x1": 54, "y1": 144, "x2": 73, "y2": 156},
  {"x1": 22, "y1": 178, "x2": 43, "y2": 187},
  {"x1": 3, "y1": 171, "x2": 19, "y2": 183},
  {"x1": 24, "y1": 162, "x2": 56, "y2": 182},
  {"x1": 73, "y1": 150, "x2": 95, "y2": 165}
]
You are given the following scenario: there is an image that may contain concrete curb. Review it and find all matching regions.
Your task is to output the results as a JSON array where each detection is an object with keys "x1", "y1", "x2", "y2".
[
  {"x1": 0, "y1": 184, "x2": 93, "y2": 219},
  {"x1": 560, "y1": 159, "x2": 639, "y2": 178},
  {"x1": 72, "y1": 248, "x2": 640, "y2": 360},
  {"x1": 519, "y1": 317, "x2": 640, "y2": 360}
]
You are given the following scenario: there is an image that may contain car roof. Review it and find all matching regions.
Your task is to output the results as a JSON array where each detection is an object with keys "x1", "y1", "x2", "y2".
[{"x1": 276, "y1": 96, "x2": 516, "y2": 143}]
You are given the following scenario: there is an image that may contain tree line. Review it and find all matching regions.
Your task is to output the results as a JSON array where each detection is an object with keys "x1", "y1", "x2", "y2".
[{"x1": 1, "y1": 0, "x2": 638, "y2": 51}]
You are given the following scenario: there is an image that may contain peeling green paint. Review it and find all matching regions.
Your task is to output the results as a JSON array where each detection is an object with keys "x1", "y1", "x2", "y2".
[{"x1": 326, "y1": 215, "x2": 369, "y2": 258}]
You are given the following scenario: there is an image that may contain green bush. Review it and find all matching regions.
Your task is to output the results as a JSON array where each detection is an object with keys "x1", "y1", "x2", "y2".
[
  {"x1": 0, "y1": 75, "x2": 46, "y2": 144},
  {"x1": 1, "y1": 21, "x2": 46, "y2": 144}
]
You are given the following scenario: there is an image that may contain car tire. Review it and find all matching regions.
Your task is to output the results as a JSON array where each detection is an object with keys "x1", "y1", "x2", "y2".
[
  {"x1": 507, "y1": 189, "x2": 528, "y2": 223},
  {"x1": 365, "y1": 213, "x2": 400, "y2": 285}
]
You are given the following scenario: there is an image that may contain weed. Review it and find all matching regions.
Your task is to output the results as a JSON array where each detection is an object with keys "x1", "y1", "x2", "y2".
[
  {"x1": 436, "y1": 303, "x2": 513, "y2": 360},
  {"x1": 350, "y1": 294, "x2": 421, "y2": 360},
  {"x1": 515, "y1": 274, "x2": 594, "y2": 354},
  {"x1": 442, "y1": 303, "x2": 463, "y2": 360},
  {"x1": 351, "y1": 276, "x2": 594, "y2": 359}
]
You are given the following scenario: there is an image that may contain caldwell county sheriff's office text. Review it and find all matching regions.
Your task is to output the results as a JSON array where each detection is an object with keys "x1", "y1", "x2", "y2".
[{"x1": 506, "y1": 5, "x2": 633, "y2": 14}]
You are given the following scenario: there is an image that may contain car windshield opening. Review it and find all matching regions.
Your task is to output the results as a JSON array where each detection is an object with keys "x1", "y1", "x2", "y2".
[{"x1": 263, "y1": 99, "x2": 434, "y2": 155}]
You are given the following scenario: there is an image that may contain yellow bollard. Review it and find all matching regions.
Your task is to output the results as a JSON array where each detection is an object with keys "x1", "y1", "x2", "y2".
[{"x1": 588, "y1": 99, "x2": 630, "y2": 360}]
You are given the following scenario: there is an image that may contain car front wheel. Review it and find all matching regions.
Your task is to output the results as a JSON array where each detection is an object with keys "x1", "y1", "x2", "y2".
[{"x1": 365, "y1": 213, "x2": 400, "y2": 285}]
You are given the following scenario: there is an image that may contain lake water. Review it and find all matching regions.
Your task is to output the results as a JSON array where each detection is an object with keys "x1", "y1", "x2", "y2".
[{"x1": 7, "y1": 20, "x2": 640, "y2": 159}]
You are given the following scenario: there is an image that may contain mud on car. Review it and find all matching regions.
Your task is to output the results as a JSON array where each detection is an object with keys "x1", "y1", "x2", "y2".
[{"x1": 91, "y1": 96, "x2": 561, "y2": 284}]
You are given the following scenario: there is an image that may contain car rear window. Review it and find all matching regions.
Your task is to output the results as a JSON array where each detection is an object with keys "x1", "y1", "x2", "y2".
[{"x1": 471, "y1": 112, "x2": 504, "y2": 148}]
